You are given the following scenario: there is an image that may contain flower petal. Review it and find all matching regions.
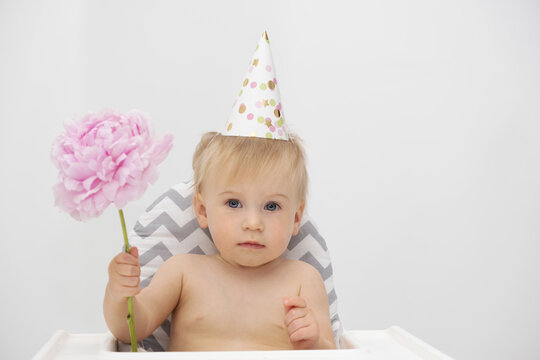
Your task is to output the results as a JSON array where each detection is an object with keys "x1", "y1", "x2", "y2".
[
  {"x1": 66, "y1": 162, "x2": 95, "y2": 181},
  {"x1": 51, "y1": 109, "x2": 173, "y2": 220},
  {"x1": 151, "y1": 134, "x2": 174, "y2": 164}
]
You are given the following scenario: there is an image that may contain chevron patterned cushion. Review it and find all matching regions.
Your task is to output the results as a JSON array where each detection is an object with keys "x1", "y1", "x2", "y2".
[{"x1": 128, "y1": 181, "x2": 343, "y2": 351}]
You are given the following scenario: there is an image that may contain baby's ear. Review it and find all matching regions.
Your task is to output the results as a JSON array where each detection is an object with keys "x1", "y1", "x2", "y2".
[
  {"x1": 292, "y1": 201, "x2": 305, "y2": 236},
  {"x1": 193, "y1": 192, "x2": 208, "y2": 228}
]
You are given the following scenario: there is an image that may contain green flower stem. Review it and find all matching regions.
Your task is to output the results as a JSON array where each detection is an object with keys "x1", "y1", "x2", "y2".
[{"x1": 119, "y1": 209, "x2": 138, "y2": 352}]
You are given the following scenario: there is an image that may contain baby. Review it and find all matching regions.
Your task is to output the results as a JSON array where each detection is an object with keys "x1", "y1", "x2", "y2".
[
  {"x1": 105, "y1": 29, "x2": 335, "y2": 351},
  {"x1": 103, "y1": 133, "x2": 336, "y2": 351}
]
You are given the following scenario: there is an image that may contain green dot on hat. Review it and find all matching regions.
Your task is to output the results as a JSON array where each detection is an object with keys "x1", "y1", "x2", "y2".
[
  {"x1": 270, "y1": 99, "x2": 276, "y2": 106},
  {"x1": 259, "y1": 83, "x2": 267, "y2": 90}
]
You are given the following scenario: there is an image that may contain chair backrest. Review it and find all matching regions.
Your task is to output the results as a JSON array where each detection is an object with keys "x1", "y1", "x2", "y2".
[{"x1": 129, "y1": 181, "x2": 343, "y2": 351}]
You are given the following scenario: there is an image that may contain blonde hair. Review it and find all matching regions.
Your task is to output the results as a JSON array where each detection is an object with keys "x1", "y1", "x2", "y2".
[{"x1": 192, "y1": 132, "x2": 308, "y2": 201}]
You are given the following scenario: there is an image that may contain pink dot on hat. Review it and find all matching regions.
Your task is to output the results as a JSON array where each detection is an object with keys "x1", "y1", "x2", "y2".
[
  {"x1": 276, "y1": 103, "x2": 282, "y2": 110},
  {"x1": 269, "y1": 125, "x2": 276, "y2": 132},
  {"x1": 266, "y1": 65, "x2": 272, "y2": 72},
  {"x1": 250, "y1": 81, "x2": 257, "y2": 88},
  {"x1": 247, "y1": 113, "x2": 254, "y2": 120},
  {"x1": 256, "y1": 101, "x2": 262, "y2": 108}
]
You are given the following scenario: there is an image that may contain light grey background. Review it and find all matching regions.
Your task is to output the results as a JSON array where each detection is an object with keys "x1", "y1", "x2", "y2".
[{"x1": 1, "y1": 1, "x2": 539, "y2": 359}]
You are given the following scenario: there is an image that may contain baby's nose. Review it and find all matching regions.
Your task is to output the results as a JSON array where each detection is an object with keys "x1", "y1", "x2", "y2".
[{"x1": 242, "y1": 209, "x2": 264, "y2": 231}]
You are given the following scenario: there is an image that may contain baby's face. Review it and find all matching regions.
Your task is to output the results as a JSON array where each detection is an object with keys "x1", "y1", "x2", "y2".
[{"x1": 194, "y1": 165, "x2": 304, "y2": 268}]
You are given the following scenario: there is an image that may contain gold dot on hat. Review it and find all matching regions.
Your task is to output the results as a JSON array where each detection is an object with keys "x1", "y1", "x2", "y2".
[
  {"x1": 243, "y1": 78, "x2": 249, "y2": 87},
  {"x1": 238, "y1": 104, "x2": 246, "y2": 113},
  {"x1": 262, "y1": 99, "x2": 269, "y2": 107},
  {"x1": 227, "y1": 123, "x2": 233, "y2": 132},
  {"x1": 252, "y1": 59, "x2": 259, "y2": 66},
  {"x1": 267, "y1": 80, "x2": 275, "y2": 90},
  {"x1": 274, "y1": 109, "x2": 281, "y2": 118}
]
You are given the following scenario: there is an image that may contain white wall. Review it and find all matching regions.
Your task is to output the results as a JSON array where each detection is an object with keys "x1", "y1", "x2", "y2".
[{"x1": 1, "y1": 1, "x2": 539, "y2": 359}]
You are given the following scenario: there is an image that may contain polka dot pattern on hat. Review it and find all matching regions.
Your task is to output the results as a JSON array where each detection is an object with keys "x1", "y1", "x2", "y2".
[{"x1": 223, "y1": 31, "x2": 288, "y2": 140}]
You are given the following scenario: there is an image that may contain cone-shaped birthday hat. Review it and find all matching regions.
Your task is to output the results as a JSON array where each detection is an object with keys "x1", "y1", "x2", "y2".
[{"x1": 222, "y1": 31, "x2": 288, "y2": 140}]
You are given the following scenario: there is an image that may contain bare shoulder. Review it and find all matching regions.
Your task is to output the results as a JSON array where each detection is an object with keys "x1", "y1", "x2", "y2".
[
  {"x1": 145, "y1": 254, "x2": 209, "y2": 296},
  {"x1": 160, "y1": 253, "x2": 207, "y2": 270},
  {"x1": 282, "y1": 259, "x2": 324, "y2": 284},
  {"x1": 153, "y1": 253, "x2": 208, "y2": 279}
]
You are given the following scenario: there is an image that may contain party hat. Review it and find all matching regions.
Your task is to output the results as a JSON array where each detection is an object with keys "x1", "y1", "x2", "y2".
[{"x1": 222, "y1": 31, "x2": 288, "y2": 140}]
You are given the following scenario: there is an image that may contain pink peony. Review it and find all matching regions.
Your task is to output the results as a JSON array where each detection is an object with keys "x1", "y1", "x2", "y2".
[{"x1": 51, "y1": 109, "x2": 173, "y2": 221}]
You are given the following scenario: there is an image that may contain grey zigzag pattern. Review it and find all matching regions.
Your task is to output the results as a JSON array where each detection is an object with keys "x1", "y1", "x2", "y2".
[
  {"x1": 135, "y1": 214, "x2": 212, "y2": 245},
  {"x1": 289, "y1": 221, "x2": 328, "y2": 251},
  {"x1": 299, "y1": 252, "x2": 333, "y2": 281},
  {"x1": 139, "y1": 242, "x2": 173, "y2": 267},
  {"x1": 142, "y1": 335, "x2": 163, "y2": 352},
  {"x1": 145, "y1": 187, "x2": 193, "y2": 212},
  {"x1": 134, "y1": 215, "x2": 206, "y2": 241}
]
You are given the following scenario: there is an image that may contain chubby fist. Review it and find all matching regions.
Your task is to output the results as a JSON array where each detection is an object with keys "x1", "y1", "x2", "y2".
[
  {"x1": 107, "y1": 247, "x2": 141, "y2": 302},
  {"x1": 283, "y1": 296, "x2": 320, "y2": 350}
]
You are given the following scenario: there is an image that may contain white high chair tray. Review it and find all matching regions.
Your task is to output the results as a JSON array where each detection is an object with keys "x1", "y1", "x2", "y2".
[{"x1": 33, "y1": 327, "x2": 453, "y2": 360}]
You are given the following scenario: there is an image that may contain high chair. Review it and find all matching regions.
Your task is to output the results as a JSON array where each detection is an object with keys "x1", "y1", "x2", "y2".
[{"x1": 33, "y1": 182, "x2": 454, "y2": 360}]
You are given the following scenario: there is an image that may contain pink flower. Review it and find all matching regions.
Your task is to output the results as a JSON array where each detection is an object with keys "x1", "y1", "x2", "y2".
[{"x1": 51, "y1": 109, "x2": 173, "y2": 221}]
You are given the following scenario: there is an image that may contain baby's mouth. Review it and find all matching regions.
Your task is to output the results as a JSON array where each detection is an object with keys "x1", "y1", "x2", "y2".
[{"x1": 238, "y1": 241, "x2": 265, "y2": 249}]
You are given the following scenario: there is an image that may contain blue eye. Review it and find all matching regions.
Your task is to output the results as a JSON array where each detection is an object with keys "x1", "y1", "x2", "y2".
[
  {"x1": 264, "y1": 202, "x2": 280, "y2": 211},
  {"x1": 227, "y1": 199, "x2": 241, "y2": 208}
]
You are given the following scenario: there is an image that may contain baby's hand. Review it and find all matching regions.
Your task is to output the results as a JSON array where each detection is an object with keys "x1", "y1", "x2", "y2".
[
  {"x1": 107, "y1": 247, "x2": 141, "y2": 302},
  {"x1": 283, "y1": 296, "x2": 320, "y2": 350}
]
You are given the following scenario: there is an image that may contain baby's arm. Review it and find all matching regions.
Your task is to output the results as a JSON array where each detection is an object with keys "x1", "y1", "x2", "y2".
[
  {"x1": 103, "y1": 248, "x2": 184, "y2": 343},
  {"x1": 283, "y1": 263, "x2": 336, "y2": 350}
]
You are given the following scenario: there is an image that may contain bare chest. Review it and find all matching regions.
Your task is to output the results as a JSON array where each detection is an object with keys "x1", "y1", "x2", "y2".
[{"x1": 169, "y1": 260, "x2": 301, "y2": 350}]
